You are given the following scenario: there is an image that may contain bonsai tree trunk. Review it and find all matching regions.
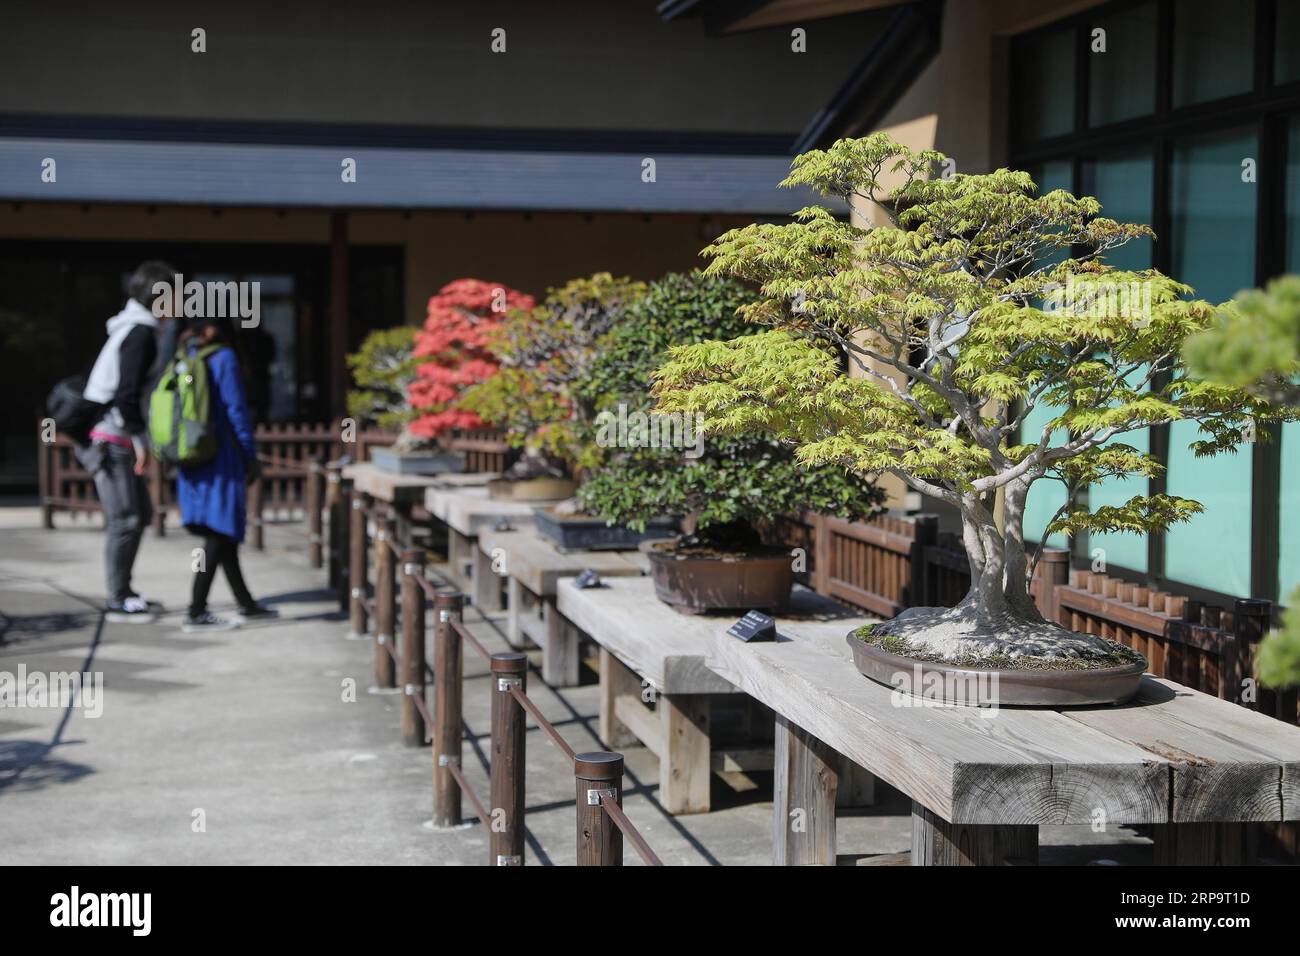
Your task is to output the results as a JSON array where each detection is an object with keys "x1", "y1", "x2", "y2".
[{"x1": 876, "y1": 481, "x2": 1117, "y2": 661}]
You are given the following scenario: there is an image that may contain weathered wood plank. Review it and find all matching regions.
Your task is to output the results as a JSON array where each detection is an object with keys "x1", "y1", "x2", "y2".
[
  {"x1": 342, "y1": 463, "x2": 445, "y2": 505},
  {"x1": 477, "y1": 527, "x2": 642, "y2": 597},
  {"x1": 1065, "y1": 677, "x2": 1300, "y2": 822},
  {"x1": 613, "y1": 694, "x2": 664, "y2": 757},
  {"x1": 911, "y1": 802, "x2": 1038, "y2": 866},
  {"x1": 660, "y1": 693, "x2": 712, "y2": 814},
  {"x1": 541, "y1": 598, "x2": 580, "y2": 688},
  {"x1": 425, "y1": 486, "x2": 537, "y2": 537},
  {"x1": 705, "y1": 619, "x2": 1170, "y2": 825},
  {"x1": 599, "y1": 649, "x2": 641, "y2": 749}
]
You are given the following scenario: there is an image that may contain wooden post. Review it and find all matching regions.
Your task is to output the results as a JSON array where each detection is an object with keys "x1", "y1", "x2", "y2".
[
  {"x1": 811, "y1": 513, "x2": 829, "y2": 595},
  {"x1": 248, "y1": 473, "x2": 264, "y2": 551},
  {"x1": 38, "y1": 431, "x2": 53, "y2": 529},
  {"x1": 598, "y1": 648, "x2": 640, "y2": 749},
  {"x1": 1036, "y1": 548, "x2": 1070, "y2": 623},
  {"x1": 490, "y1": 652, "x2": 528, "y2": 866},
  {"x1": 373, "y1": 511, "x2": 396, "y2": 689},
  {"x1": 328, "y1": 211, "x2": 350, "y2": 419},
  {"x1": 306, "y1": 459, "x2": 323, "y2": 568},
  {"x1": 432, "y1": 592, "x2": 465, "y2": 829},
  {"x1": 773, "y1": 714, "x2": 838, "y2": 865},
  {"x1": 328, "y1": 467, "x2": 346, "y2": 607},
  {"x1": 1151, "y1": 823, "x2": 1245, "y2": 865},
  {"x1": 473, "y1": 542, "x2": 502, "y2": 612},
  {"x1": 542, "y1": 599, "x2": 580, "y2": 687},
  {"x1": 659, "y1": 693, "x2": 711, "y2": 815},
  {"x1": 1231, "y1": 599, "x2": 1272, "y2": 712},
  {"x1": 399, "y1": 548, "x2": 427, "y2": 747},
  {"x1": 911, "y1": 802, "x2": 1038, "y2": 865},
  {"x1": 575, "y1": 751, "x2": 624, "y2": 867},
  {"x1": 348, "y1": 490, "x2": 369, "y2": 639}
]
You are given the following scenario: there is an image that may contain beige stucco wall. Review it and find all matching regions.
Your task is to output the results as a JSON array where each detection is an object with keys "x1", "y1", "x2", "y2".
[{"x1": 0, "y1": 203, "x2": 749, "y2": 325}]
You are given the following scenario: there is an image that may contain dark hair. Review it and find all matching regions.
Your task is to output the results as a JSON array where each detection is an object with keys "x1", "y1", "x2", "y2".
[{"x1": 127, "y1": 260, "x2": 179, "y2": 309}]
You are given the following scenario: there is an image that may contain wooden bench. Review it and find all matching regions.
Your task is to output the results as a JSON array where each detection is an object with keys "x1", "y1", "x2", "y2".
[
  {"x1": 704, "y1": 616, "x2": 1300, "y2": 865},
  {"x1": 477, "y1": 526, "x2": 643, "y2": 687},
  {"x1": 557, "y1": 576, "x2": 876, "y2": 815},
  {"x1": 424, "y1": 486, "x2": 539, "y2": 596}
]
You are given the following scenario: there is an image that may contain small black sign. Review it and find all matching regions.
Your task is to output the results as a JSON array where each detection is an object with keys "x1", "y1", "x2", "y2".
[
  {"x1": 728, "y1": 610, "x2": 777, "y2": 642},
  {"x1": 575, "y1": 568, "x2": 604, "y2": 589},
  {"x1": 493, "y1": 518, "x2": 513, "y2": 532}
]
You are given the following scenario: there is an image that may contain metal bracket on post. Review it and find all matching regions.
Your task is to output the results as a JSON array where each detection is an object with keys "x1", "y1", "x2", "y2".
[
  {"x1": 404, "y1": 683, "x2": 418, "y2": 696},
  {"x1": 439, "y1": 609, "x2": 453, "y2": 622},
  {"x1": 438, "y1": 754, "x2": 460, "y2": 767},
  {"x1": 350, "y1": 587, "x2": 363, "y2": 599},
  {"x1": 497, "y1": 676, "x2": 523, "y2": 692},
  {"x1": 376, "y1": 633, "x2": 388, "y2": 645},
  {"x1": 586, "y1": 787, "x2": 617, "y2": 806},
  {"x1": 352, "y1": 498, "x2": 363, "y2": 510},
  {"x1": 496, "y1": 855, "x2": 522, "y2": 866},
  {"x1": 377, "y1": 530, "x2": 387, "y2": 543},
  {"x1": 403, "y1": 563, "x2": 420, "y2": 577}
]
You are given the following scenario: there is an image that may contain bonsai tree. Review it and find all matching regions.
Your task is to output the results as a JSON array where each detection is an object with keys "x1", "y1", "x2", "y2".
[
  {"x1": 578, "y1": 270, "x2": 883, "y2": 548},
  {"x1": 654, "y1": 133, "x2": 1282, "y2": 663},
  {"x1": 406, "y1": 278, "x2": 533, "y2": 444},
  {"x1": 1185, "y1": 276, "x2": 1300, "y2": 687},
  {"x1": 461, "y1": 272, "x2": 644, "y2": 477},
  {"x1": 346, "y1": 326, "x2": 418, "y2": 434}
]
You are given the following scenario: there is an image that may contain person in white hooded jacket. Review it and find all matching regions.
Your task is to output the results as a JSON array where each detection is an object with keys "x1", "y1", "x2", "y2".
[{"x1": 80, "y1": 260, "x2": 178, "y2": 621}]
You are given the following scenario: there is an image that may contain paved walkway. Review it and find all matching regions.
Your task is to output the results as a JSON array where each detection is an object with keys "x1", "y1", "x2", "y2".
[{"x1": 0, "y1": 507, "x2": 1148, "y2": 865}]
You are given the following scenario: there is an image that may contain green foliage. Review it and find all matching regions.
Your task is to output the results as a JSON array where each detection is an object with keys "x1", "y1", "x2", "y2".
[
  {"x1": 346, "y1": 326, "x2": 418, "y2": 431},
  {"x1": 576, "y1": 270, "x2": 883, "y2": 544},
  {"x1": 656, "y1": 133, "x2": 1289, "y2": 557},
  {"x1": 1257, "y1": 592, "x2": 1300, "y2": 689},
  {"x1": 577, "y1": 439, "x2": 882, "y2": 546},
  {"x1": 461, "y1": 273, "x2": 645, "y2": 469},
  {"x1": 1185, "y1": 275, "x2": 1300, "y2": 407}
]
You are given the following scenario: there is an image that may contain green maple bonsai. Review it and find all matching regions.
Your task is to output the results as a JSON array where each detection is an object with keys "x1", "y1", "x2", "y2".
[
  {"x1": 346, "y1": 326, "x2": 418, "y2": 437},
  {"x1": 1185, "y1": 276, "x2": 1300, "y2": 687},
  {"x1": 577, "y1": 270, "x2": 883, "y2": 548},
  {"x1": 655, "y1": 133, "x2": 1283, "y2": 663}
]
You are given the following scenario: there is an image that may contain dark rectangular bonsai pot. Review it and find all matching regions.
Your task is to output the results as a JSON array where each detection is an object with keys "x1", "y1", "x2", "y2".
[
  {"x1": 371, "y1": 447, "x2": 466, "y2": 475},
  {"x1": 534, "y1": 510, "x2": 677, "y2": 552}
]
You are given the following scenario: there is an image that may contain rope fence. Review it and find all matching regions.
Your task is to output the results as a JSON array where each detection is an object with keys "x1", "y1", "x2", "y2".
[{"x1": 339, "y1": 481, "x2": 663, "y2": 866}]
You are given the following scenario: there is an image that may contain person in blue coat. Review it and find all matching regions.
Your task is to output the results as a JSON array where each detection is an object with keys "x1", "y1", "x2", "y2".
[{"x1": 175, "y1": 317, "x2": 278, "y2": 632}]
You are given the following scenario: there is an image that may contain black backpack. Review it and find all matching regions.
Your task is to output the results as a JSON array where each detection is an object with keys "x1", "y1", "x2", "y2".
[{"x1": 46, "y1": 374, "x2": 106, "y2": 445}]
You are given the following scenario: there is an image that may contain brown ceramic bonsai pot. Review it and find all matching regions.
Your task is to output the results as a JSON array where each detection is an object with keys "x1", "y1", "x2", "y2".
[
  {"x1": 486, "y1": 476, "x2": 577, "y2": 501},
  {"x1": 646, "y1": 540, "x2": 793, "y2": 613},
  {"x1": 845, "y1": 631, "x2": 1147, "y2": 707}
]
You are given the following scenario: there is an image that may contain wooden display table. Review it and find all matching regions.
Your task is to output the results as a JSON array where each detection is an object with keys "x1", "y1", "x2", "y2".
[
  {"x1": 557, "y1": 576, "x2": 874, "y2": 815},
  {"x1": 476, "y1": 526, "x2": 643, "y2": 686},
  {"x1": 704, "y1": 616, "x2": 1300, "y2": 865},
  {"x1": 424, "y1": 486, "x2": 540, "y2": 595}
]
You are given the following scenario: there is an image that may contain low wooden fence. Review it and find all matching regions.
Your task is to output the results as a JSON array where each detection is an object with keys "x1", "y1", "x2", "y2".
[
  {"x1": 355, "y1": 499, "x2": 661, "y2": 866},
  {"x1": 36, "y1": 419, "x2": 507, "y2": 532}
]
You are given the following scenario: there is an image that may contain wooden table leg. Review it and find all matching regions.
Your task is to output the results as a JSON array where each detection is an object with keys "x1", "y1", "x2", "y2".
[
  {"x1": 836, "y1": 754, "x2": 876, "y2": 808},
  {"x1": 505, "y1": 577, "x2": 526, "y2": 649},
  {"x1": 1151, "y1": 823, "x2": 1245, "y2": 865},
  {"x1": 660, "y1": 693, "x2": 711, "y2": 815},
  {"x1": 911, "y1": 801, "x2": 1039, "y2": 865},
  {"x1": 773, "y1": 714, "x2": 837, "y2": 865},
  {"x1": 599, "y1": 648, "x2": 640, "y2": 749},
  {"x1": 541, "y1": 598, "x2": 580, "y2": 688},
  {"x1": 473, "y1": 542, "x2": 502, "y2": 612}
]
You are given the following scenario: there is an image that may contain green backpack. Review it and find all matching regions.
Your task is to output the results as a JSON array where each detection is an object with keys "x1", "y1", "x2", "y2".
[{"x1": 150, "y1": 344, "x2": 223, "y2": 467}]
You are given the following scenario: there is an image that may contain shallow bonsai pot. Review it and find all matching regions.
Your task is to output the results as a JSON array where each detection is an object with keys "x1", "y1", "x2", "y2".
[
  {"x1": 534, "y1": 509, "x2": 677, "y2": 552},
  {"x1": 845, "y1": 631, "x2": 1147, "y2": 707},
  {"x1": 371, "y1": 447, "x2": 466, "y2": 475},
  {"x1": 486, "y1": 476, "x2": 577, "y2": 501},
  {"x1": 646, "y1": 541, "x2": 793, "y2": 613}
]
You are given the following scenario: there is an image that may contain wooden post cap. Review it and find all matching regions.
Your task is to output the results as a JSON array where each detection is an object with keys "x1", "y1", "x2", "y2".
[{"x1": 574, "y1": 751, "x2": 623, "y2": 782}]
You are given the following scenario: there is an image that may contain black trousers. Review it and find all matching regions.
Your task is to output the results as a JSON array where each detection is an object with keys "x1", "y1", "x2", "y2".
[{"x1": 189, "y1": 529, "x2": 255, "y2": 617}]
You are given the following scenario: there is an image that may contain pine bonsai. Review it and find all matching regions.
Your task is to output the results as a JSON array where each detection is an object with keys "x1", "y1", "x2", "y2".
[
  {"x1": 654, "y1": 133, "x2": 1284, "y2": 663},
  {"x1": 346, "y1": 326, "x2": 418, "y2": 434},
  {"x1": 578, "y1": 270, "x2": 882, "y2": 549},
  {"x1": 406, "y1": 278, "x2": 534, "y2": 444},
  {"x1": 1185, "y1": 276, "x2": 1300, "y2": 687}
]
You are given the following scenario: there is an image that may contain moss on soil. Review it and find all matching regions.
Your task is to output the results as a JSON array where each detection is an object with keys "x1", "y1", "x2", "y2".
[{"x1": 851, "y1": 624, "x2": 1144, "y2": 671}]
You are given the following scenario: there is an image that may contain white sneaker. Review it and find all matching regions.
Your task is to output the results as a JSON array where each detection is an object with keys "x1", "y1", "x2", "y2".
[
  {"x1": 106, "y1": 597, "x2": 157, "y2": 624},
  {"x1": 181, "y1": 612, "x2": 241, "y2": 633}
]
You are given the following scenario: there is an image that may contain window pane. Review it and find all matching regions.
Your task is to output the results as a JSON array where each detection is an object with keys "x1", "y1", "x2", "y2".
[
  {"x1": 1089, "y1": 1, "x2": 1157, "y2": 125},
  {"x1": 1164, "y1": 127, "x2": 1257, "y2": 596},
  {"x1": 1013, "y1": 28, "x2": 1075, "y2": 143},
  {"x1": 1081, "y1": 151, "x2": 1154, "y2": 271},
  {"x1": 1172, "y1": 0, "x2": 1254, "y2": 107},
  {"x1": 1276, "y1": 0, "x2": 1300, "y2": 85}
]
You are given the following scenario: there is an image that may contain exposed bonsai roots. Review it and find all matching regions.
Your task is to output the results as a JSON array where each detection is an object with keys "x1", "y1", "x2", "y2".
[{"x1": 872, "y1": 600, "x2": 1128, "y2": 662}]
